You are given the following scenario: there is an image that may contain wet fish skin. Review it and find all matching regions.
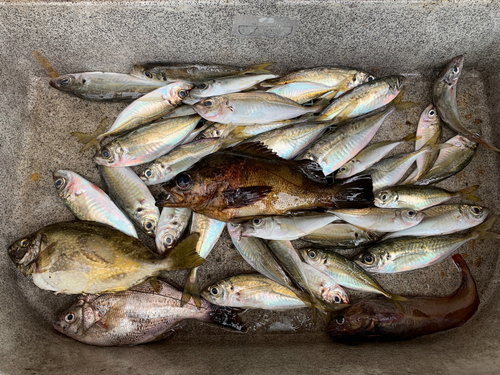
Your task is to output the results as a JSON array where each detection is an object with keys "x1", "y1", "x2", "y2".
[
  {"x1": 140, "y1": 138, "x2": 222, "y2": 186},
  {"x1": 374, "y1": 185, "x2": 481, "y2": 210},
  {"x1": 53, "y1": 170, "x2": 138, "y2": 238},
  {"x1": 155, "y1": 208, "x2": 192, "y2": 254},
  {"x1": 301, "y1": 223, "x2": 379, "y2": 248},
  {"x1": 189, "y1": 73, "x2": 278, "y2": 98},
  {"x1": 267, "y1": 81, "x2": 335, "y2": 104},
  {"x1": 99, "y1": 166, "x2": 159, "y2": 237},
  {"x1": 302, "y1": 262, "x2": 350, "y2": 305},
  {"x1": 49, "y1": 72, "x2": 167, "y2": 101},
  {"x1": 94, "y1": 115, "x2": 200, "y2": 167},
  {"x1": 328, "y1": 254, "x2": 479, "y2": 342},
  {"x1": 8, "y1": 221, "x2": 203, "y2": 295},
  {"x1": 53, "y1": 279, "x2": 243, "y2": 346}
]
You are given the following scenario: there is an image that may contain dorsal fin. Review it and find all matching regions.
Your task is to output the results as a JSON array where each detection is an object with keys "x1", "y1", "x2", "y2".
[
  {"x1": 295, "y1": 159, "x2": 328, "y2": 184},
  {"x1": 226, "y1": 142, "x2": 284, "y2": 160}
]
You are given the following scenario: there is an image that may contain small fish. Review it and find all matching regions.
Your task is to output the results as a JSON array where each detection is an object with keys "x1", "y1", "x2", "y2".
[
  {"x1": 192, "y1": 92, "x2": 321, "y2": 125},
  {"x1": 328, "y1": 254, "x2": 479, "y2": 342},
  {"x1": 300, "y1": 248, "x2": 407, "y2": 305},
  {"x1": 49, "y1": 72, "x2": 167, "y2": 101},
  {"x1": 416, "y1": 135, "x2": 477, "y2": 185},
  {"x1": 355, "y1": 216, "x2": 499, "y2": 273},
  {"x1": 318, "y1": 76, "x2": 404, "y2": 122},
  {"x1": 267, "y1": 82, "x2": 336, "y2": 104},
  {"x1": 335, "y1": 132, "x2": 417, "y2": 179},
  {"x1": 202, "y1": 274, "x2": 307, "y2": 310},
  {"x1": 53, "y1": 170, "x2": 137, "y2": 238},
  {"x1": 433, "y1": 55, "x2": 500, "y2": 155},
  {"x1": 299, "y1": 107, "x2": 395, "y2": 176},
  {"x1": 157, "y1": 143, "x2": 374, "y2": 222},
  {"x1": 72, "y1": 82, "x2": 192, "y2": 151},
  {"x1": 383, "y1": 204, "x2": 489, "y2": 239},
  {"x1": 140, "y1": 138, "x2": 222, "y2": 186},
  {"x1": 99, "y1": 166, "x2": 159, "y2": 237},
  {"x1": 54, "y1": 279, "x2": 243, "y2": 346},
  {"x1": 8, "y1": 221, "x2": 202, "y2": 294},
  {"x1": 239, "y1": 214, "x2": 338, "y2": 240},
  {"x1": 302, "y1": 262, "x2": 350, "y2": 305},
  {"x1": 130, "y1": 62, "x2": 274, "y2": 82},
  {"x1": 374, "y1": 185, "x2": 481, "y2": 210},
  {"x1": 94, "y1": 115, "x2": 200, "y2": 167},
  {"x1": 181, "y1": 213, "x2": 225, "y2": 308},
  {"x1": 189, "y1": 73, "x2": 278, "y2": 98},
  {"x1": 155, "y1": 207, "x2": 191, "y2": 254},
  {"x1": 301, "y1": 223, "x2": 379, "y2": 248},
  {"x1": 329, "y1": 207, "x2": 425, "y2": 232},
  {"x1": 401, "y1": 105, "x2": 441, "y2": 184},
  {"x1": 161, "y1": 104, "x2": 197, "y2": 119}
]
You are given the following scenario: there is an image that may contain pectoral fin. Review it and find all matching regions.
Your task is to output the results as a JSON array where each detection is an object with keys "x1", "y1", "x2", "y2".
[{"x1": 222, "y1": 186, "x2": 272, "y2": 208}]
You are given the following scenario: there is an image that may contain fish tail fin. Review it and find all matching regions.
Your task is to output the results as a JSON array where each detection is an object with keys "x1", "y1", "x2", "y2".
[
  {"x1": 469, "y1": 215, "x2": 500, "y2": 241},
  {"x1": 399, "y1": 132, "x2": 420, "y2": 144},
  {"x1": 208, "y1": 306, "x2": 246, "y2": 332},
  {"x1": 70, "y1": 117, "x2": 108, "y2": 152},
  {"x1": 332, "y1": 174, "x2": 374, "y2": 208},
  {"x1": 456, "y1": 185, "x2": 481, "y2": 202},
  {"x1": 245, "y1": 62, "x2": 275, "y2": 75},
  {"x1": 181, "y1": 267, "x2": 202, "y2": 308},
  {"x1": 32, "y1": 50, "x2": 59, "y2": 78},
  {"x1": 392, "y1": 86, "x2": 419, "y2": 111},
  {"x1": 162, "y1": 233, "x2": 204, "y2": 270},
  {"x1": 389, "y1": 293, "x2": 409, "y2": 313}
]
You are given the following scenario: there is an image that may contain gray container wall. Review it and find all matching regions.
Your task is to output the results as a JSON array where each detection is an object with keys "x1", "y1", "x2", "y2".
[{"x1": 1, "y1": 1, "x2": 500, "y2": 374}]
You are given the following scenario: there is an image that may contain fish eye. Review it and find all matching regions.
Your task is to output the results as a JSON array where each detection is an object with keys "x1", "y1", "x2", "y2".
[
  {"x1": 145, "y1": 222, "x2": 153, "y2": 229},
  {"x1": 307, "y1": 250, "x2": 317, "y2": 259},
  {"x1": 176, "y1": 173, "x2": 192, "y2": 190},
  {"x1": 65, "y1": 311, "x2": 75, "y2": 323},
  {"x1": 179, "y1": 90, "x2": 187, "y2": 98},
  {"x1": 101, "y1": 149, "x2": 111, "y2": 159},
  {"x1": 367, "y1": 76, "x2": 375, "y2": 82},
  {"x1": 380, "y1": 192, "x2": 389, "y2": 201},
  {"x1": 472, "y1": 206, "x2": 482, "y2": 214},
  {"x1": 145, "y1": 71, "x2": 153, "y2": 79},
  {"x1": 407, "y1": 210, "x2": 415, "y2": 217},
  {"x1": 54, "y1": 178, "x2": 65, "y2": 189},
  {"x1": 210, "y1": 287, "x2": 219, "y2": 295},
  {"x1": 429, "y1": 109, "x2": 436, "y2": 116},
  {"x1": 253, "y1": 218, "x2": 263, "y2": 226},
  {"x1": 196, "y1": 83, "x2": 207, "y2": 90},
  {"x1": 203, "y1": 100, "x2": 213, "y2": 107},
  {"x1": 334, "y1": 296, "x2": 341, "y2": 303},
  {"x1": 340, "y1": 167, "x2": 347, "y2": 172},
  {"x1": 363, "y1": 255, "x2": 375, "y2": 264},
  {"x1": 20, "y1": 239, "x2": 29, "y2": 247},
  {"x1": 60, "y1": 78, "x2": 70, "y2": 86},
  {"x1": 453, "y1": 67, "x2": 459, "y2": 74},
  {"x1": 367, "y1": 232, "x2": 376, "y2": 241},
  {"x1": 336, "y1": 316, "x2": 345, "y2": 325},
  {"x1": 164, "y1": 235, "x2": 173, "y2": 245},
  {"x1": 352, "y1": 77, "x2": 357, "y2": 82},
  {"x1": 145, "y1": 169, "x2": 152, "y2": 178}
]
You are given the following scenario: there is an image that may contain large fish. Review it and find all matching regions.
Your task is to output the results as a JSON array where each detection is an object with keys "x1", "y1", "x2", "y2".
[
  {"x1": 8, "y1": 221, "x2": 202, "y2": 295},
  {"x1": 53, "y1": 279, "x2": 243, "y2": 346},
  {"x1": 157, "y1": 143, "x2": 374, "y2": 222},
  {"x1": 328, "y1": 254, "x2": 479, "y2": 342},
  {"x1": 433, "y1": 55, "x2": 500, "y2": 155}
]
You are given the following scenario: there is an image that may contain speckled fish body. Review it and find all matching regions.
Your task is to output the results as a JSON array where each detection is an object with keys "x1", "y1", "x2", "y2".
[
  {"x1": 96, "y1": 81, "x2": 193, "y2": 142},
  {"x1": 302, "y1": 263, "x2": 349, "y2": 305},
  {"x1": 53, "y1": 170, "x2": 138, "y2": 238},
  {"x1": 202, "y1": 274, "x2": 306, "y2": 310},
  {"x1": 383, "y1": 204, "x2": 488, "y2": 240},
  {"x1": 140, "y1": 138, "x2": 222, "y2": 186},
  {"x1": 155, "y1": 208, "x2": 192, "y2": 254},
  {"x1": 267, "y1": 82, "x2": 335, "y2": 104},
  {"x1": 94, "y1": 115, "x2": 200, "y2": 167},
  {"x1": 299, "y1": 108, "x2": 394, "y2": 175},
  {"x1": 240, "y1": 121, "x2": 334, "y2": 159},
  {"x1": 8, "y1": 221, "x2": 202, "y2": 295},
  {"x1": 161, "y1": 105, "x2": 197, "y2": 119},
  {"x1": 416, "y1": 135, "x2": 477, "y2": 185},
  {"x1": 53, "y1": 279, "x2": 242, "y2": 346},
  {"x1": 301, "y1": 223, "x2": 379, "y2": 247},
  {"x1": 318, "y1": 76, "x2": 404, "y2": 121},
  {"x1": 329, "y1": 207, "x2": 424, "y2": 233},
  {"x1": 239, "y1": 214, "x2": 338, "y2": 240},
  {"x1": 99, "y1": 166, "x2": 159, "y2": 237},
  {"x1": 354, "y1": 217, "x2": 498, "y2": 273},
  {"x1": 328, "y1": 254, "x2": 479, "y2": 342},
  {"x1": 433, "y1": 56, "x2": 500, "y2": 155},
  {"x1": 49, "y1": 72, "x2": 167, "y2": 101},
  {"x1": 192, "y1": 92, "x2": 320, "y2": 125},
  {"x1": 374, "y1": 185, "x2": 481, "y2": 210},
  {"x1": 335, "y1": 133, "x2": 416, "y2": 179},
  {"x1": 189, "y1": 74, "x2": 278, "y2": 98}
]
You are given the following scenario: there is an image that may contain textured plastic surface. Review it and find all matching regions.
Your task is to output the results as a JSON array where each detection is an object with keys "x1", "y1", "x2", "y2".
[{"x1": 1, "y1": 1, "x2": 500, "y2": 374}]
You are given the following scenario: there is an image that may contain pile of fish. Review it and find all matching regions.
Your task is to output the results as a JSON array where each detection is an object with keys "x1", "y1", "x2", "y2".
[{"x1": 9, "y1": 54, "x2": 500, "y2": 346}]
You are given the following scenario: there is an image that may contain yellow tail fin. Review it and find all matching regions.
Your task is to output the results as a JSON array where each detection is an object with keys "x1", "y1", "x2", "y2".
[
  {"x1": 457, "y1": 185, "x2": 481, "y2": 202},
  {"x1": 70, "y1": 117, "x2": 108, "y2": 152},
  {"x1": 181, "y1": 267, "x2": 202, "y2": 308},
  {"x1": 244, "y1": 62, "x2": 275, "y2": 75}
]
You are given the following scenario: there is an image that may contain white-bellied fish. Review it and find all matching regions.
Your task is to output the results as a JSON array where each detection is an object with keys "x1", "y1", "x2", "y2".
[
  {"x1": 301, "y1": 223, "x2": 379, "y2": 248},
  {"x1": 155, "y1": 207, "x2": 191, "y2": 255},
  {"x1": 189, "y1": 73, "x2": 278, "y2": 98},
  {"x1": 267, "y1": 82, "x2": 335, "y2": 104}
]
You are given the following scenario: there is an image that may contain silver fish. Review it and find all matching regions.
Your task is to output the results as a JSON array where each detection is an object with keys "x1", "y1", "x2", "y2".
[
  {"x1": 302, "y1": 263, "x2": 350, "y2": 305},
  {"x1": 161, "y1": 105, "x2": 197, "y2": 119},
  {"x1": 301, "y1": 223, "x2": 379, "y2": 248},
  {"x1": 155, "y1": 207, "x2": 192, "y2": 254},
  {"x1": 267, "y1": 81, "x2": 335, "y2": 104},
  {"x1": 190, "y1": 73, "x2": 278, "y2": 98}
]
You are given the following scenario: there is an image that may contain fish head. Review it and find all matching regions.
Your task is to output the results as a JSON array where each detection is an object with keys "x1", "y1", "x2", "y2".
[
  {"x1": 141, "y1": 213, "x2": 159, "y2": 237},
  {"x1": 54, "y1": 295, "x2": 101, "y2": 338},
  {"x1": 354, "y1": 249, "x2": 385, "y2": 272},
  {"x1": 201, "y1": 279, "x2": 231, "y2": 305},
  {"x1": 461, "y1": 205, "x2": 489, "y2": 225},
  {"x1": 155, "y1": 226, "x2": 180, "y2": 254},
  {"x1": 397, "y1": 209, "x2": 425, "y2": 227},
  {"x1": 53, "y1": 170, "x2": 78, "y2": 199},
  {"x1": 189, "y1": 80, "x2": 217, "y2": 98},
  {"x1": 93, "y1": 143, "x2": 121, "y2": 167},
  {"x1": 323, "y1": 285, "x2": 350, "y2": 305},
  {"x1": 130, "y1": 65, "x2": 165, "y2": 82},
  {"x1": 420, "y1": 104, "x2": 440, "y2": 127},
  {"x1": 49, "y1": 74, "x2": 83, "y2": 92},
  {"x1": 300, "y1": 248, "x2": 326, "y2": 268},
  {"x1": 240, "y1": 217, "x2": 274, "y2": 238},
  {"x1": 227, "y1": 222, "x2": 243, "y2": 241},
  {"x1": 328, "y1": 303, "x2": 379, "y2": 338},
  {"x1": 166, "y1": 81, "x2": 193, "y2": 105},
  {"x1": 347, "y1": 72, "x2": 375, "y2": 91},
  {"x1": 192, "y1": 96, "x2": 231, "y2": 122},
  {"x1": 140, "y1": 164, "x2": 164, "y2": 185},
  {"x1": 8, "y1": 232, "x2": 45, "y2": 275},
  {"x1": 374, "y1": 189, "x2": 398, "y2": 208},
  {"x1": 335, "y1": 162, "x2": 355, "y2": 179},
  {"x1": 439, "y1": 55, "x2": 464, "y2": 86}
]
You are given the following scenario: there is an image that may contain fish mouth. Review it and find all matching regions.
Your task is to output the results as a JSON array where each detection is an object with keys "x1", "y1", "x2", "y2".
[
  {"x1": 155, "y1": 190, "x2": 186, "y2": 207},
  {"x1": 53, "y1": 320, "x2": 65, "y2": 333},
  {"x1": 49, "y1": 79, "x2": 59, "y2": 89}
]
